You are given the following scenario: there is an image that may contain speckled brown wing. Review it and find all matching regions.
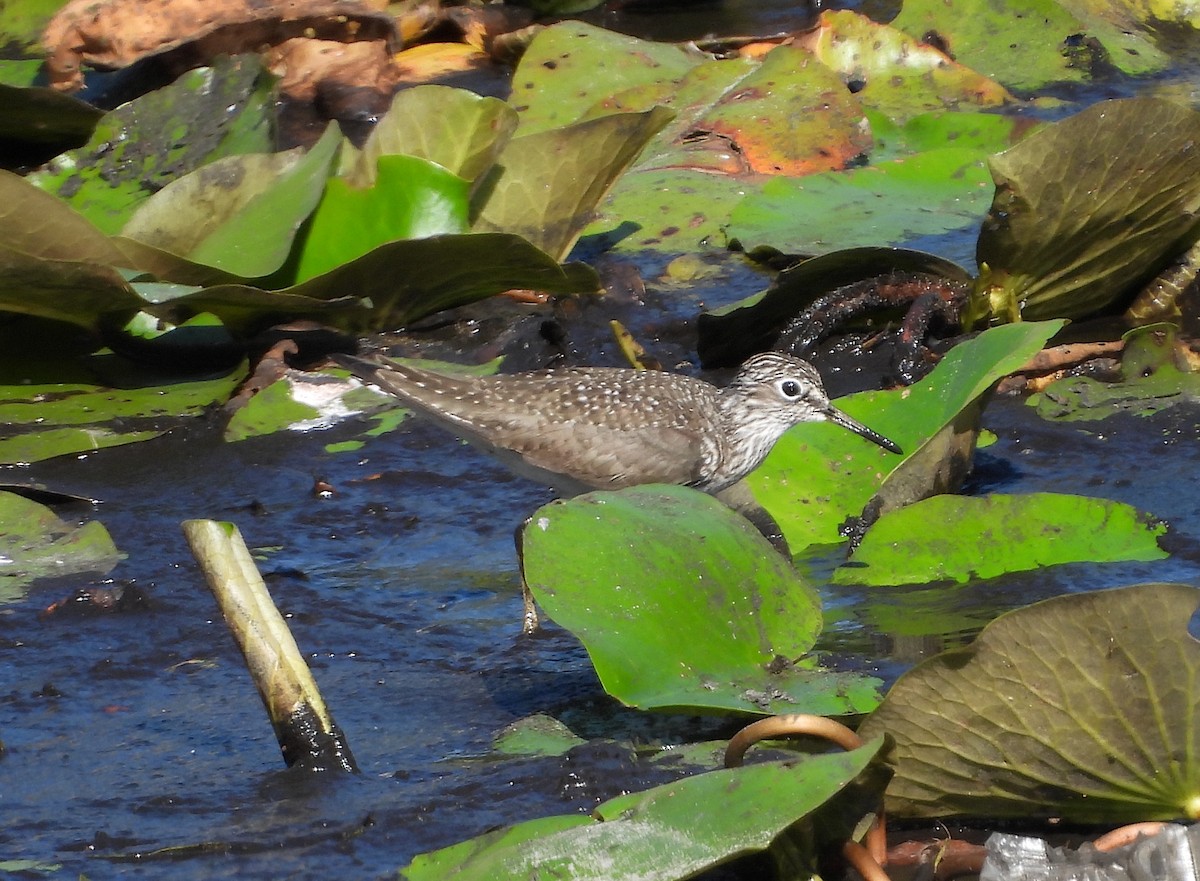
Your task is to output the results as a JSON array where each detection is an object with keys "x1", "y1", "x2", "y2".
[{"x1": 333, "y1": 356, "x2": 719, "y2": 494}]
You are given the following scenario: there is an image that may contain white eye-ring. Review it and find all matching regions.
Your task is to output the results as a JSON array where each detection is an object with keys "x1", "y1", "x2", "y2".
[{"x1": 777, "y1": 378, "x2": 802, "y2": 399}]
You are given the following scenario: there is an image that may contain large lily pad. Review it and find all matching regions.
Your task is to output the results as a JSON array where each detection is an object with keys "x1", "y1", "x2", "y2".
[
  {"x1": 834, "y1": 492, "x2": 1167, "y2": 586},
  {"x1": 0, "y1": 490, "x2": 123, "y2": 604},
  {"x1": 971, "y1": 98, "x2": 1200, "y2": 324},
  {"x1": 750, "y1": 320, "x2": 1065, "y2": 551},
  {"x1": 27, "y1": 55, "x2": 275, "y2": 235},
  {"x1": 860, "y1": 584, "x2": 1200, "y2": 822},
  {"x1": 401, "y1": 740, "x2": 884, "y2": 881},
  {"x1": 521, "y1": 484, "x2": 882, "y2": 716}
]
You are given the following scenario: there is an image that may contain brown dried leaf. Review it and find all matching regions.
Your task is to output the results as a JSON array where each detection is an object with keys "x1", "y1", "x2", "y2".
[
  {"x1": 265, "y1": 37, "x2": 396, "y2": 103},
  {"x1": 43, "y1": 0, "x2": 395, "y2": 91}
]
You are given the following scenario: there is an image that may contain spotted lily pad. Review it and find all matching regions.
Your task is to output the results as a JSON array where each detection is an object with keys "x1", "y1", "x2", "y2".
[
  {"x1": 834, "y1": 492, "x2": 1167, "y2": 586},
  {"x1": 26, "y1": 55, "x2": 275, "y2": 235},
  {"x1": 860, "y1": 584, "x2": 1200, "y2": 822},
  {"x1": 799, "y1": 10, "x2": 1014, "y2": 121},
  {"x1": 891, "y1": 0, "x2": 1167, "y2": 90}
]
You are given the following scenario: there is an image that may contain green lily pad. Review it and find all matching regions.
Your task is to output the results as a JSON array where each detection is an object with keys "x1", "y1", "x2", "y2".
[
  {"x1": 473, "y1": 107, "x2": 675, "y2": 262},
  {"x1": 585, "y1": 167, "x2": 751, "y2": 254},
  {"x1": 0, "y1": 490, "x2": 123, "y2": 603},
  {"x1": 970, "y1": 98, "x2": 1200, "y2": 325},
  {"x1": 801, "y1": 10, "x2": 1014, "y2": 121},
  {"x1": 0, "y1": 426, "x2": 164, "y2": 466},
  {"x1": 750, "y1": 320, "x2": 1065, "y2": 551},
  {"x1": 891, "y1": 0, "x2": 1167, "y2": 91},
  {"x1": 27, "y1": 55, "x2": 275, "y2": 235},
  {"x1": 521, "y1": 484, "x2": 882, "y2": 717},
  {"x1": 401, "y1": 740, "x2": 884, "y2": 881},
  {"x1": 834, "y1": 492, "x2": 1167, "y2": 586},
  {"x1": 727, "y1": 147, "x2": 994, "y2": 257},
  {"x1": 121, "y1": 124, "x2": 340, "y2": 279},
  {"x1": 491, "y1": 714, "x2": 588, "y2": 758},
  {"x1": 295, "y1": 154, "x2": 471, "y2": 282},
  {"x1": 340, "y1": 85, "x2": 518, "y2": 186},
  {"x1": 1032, "y1": 323, "x2": 1200, "y2": 420},
  {"x1": 865, "y1": 109, "x2": 1028, "y2": 163},
  {"x1": 860, "y1": 584, "x2": 1200, "y2": 822}
]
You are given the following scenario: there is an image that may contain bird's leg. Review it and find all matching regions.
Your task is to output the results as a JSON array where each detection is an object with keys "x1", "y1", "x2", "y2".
[
  {"x1": 715, "y1": 481, "x2": 792, "y2": 558},
  {"x1": 513, "y1": 519, "x2": 540, "y2": 634}
]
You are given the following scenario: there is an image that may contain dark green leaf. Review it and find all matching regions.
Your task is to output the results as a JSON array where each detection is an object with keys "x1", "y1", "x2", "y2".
[
  {"x1": 341, "y1": 85, "x2": 517, "y2": 186},
  {"x1": 0, "y1": 243, "x2": 143, "y2": 328},
  {"x1": 473, "y1": 107, "x2": 675, "y2": 262},
  {"x1": 163, "y1": 234, "x2": 598, "y2": 335},
  {"x1": 0, "y1": 83, "x2": 102, "y2": 157},
  {"x1": 860, "y1": 584, "x2": 1200, "y2": 822},
  {"x1": 972, "y1": 98, "x2": 1200, "y2": 323}
]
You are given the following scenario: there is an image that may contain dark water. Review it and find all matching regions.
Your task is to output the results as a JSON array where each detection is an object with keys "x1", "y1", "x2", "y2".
[{"x1": 3, "y1": 384, "x2": 1200, "y2": 879}]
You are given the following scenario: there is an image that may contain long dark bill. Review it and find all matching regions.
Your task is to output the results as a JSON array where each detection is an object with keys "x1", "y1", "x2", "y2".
[{"x1": 824, "y1": 406, "x2": 903, "y2": 455}]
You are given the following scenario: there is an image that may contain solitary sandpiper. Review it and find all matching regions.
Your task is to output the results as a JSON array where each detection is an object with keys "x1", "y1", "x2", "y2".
[
  {"x1": 333, "y1": 351, "x2": 901, "y2": 630},
  {"x1": 333, "y1": 351, "x2": 901, "y2": 495}
]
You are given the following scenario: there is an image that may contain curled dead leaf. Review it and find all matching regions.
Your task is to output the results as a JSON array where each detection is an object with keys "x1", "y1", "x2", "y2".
[{"x1": 43, "y1": 0, "x2": 396, "y2": 91}]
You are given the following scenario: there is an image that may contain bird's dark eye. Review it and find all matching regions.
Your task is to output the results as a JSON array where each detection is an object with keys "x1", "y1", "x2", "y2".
[{"x1": 780, "y1": 379, "x2": 801, "y2": 398}]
